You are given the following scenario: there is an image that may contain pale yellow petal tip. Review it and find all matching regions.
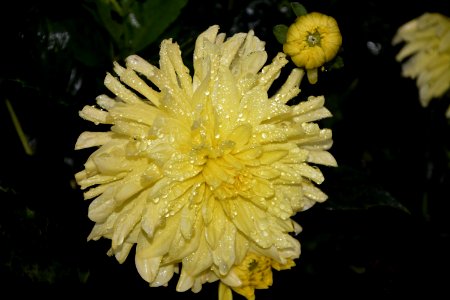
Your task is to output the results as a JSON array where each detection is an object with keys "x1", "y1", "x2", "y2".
[
  {"x1": 219, "y1": 283, "x2": 233, "y2": 300},
  {"x1": 306, "y1": 68, "x2": 318, "y2": 84},
  {"x1": 75, "y1": 131, "x2": 113, "y2": 150}
]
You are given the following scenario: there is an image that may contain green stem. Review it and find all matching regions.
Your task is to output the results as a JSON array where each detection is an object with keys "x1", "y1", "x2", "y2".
[{"x1": 5, "y1": 99, "x2": 34, "y2": 156}]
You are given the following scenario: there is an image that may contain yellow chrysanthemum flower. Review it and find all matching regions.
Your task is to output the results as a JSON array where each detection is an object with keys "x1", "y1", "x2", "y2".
[
  {"x1": 219, "y1": 252, "x2": 295, "y2": 300},
  {"x1": 393, "y1": 13, "x2": 450, "y2": 113},
  {"x1": 75, "y1": 25, "x2": 336, "y2": 297},
  {"x1": 283, "y1": 12, "x2": 342, "y2": 84}
]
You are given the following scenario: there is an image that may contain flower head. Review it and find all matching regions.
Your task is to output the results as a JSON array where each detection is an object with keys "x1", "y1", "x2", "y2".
[
  {"x1": 219, "y1": 252, "x2": 295, "y2": 300},
  {"x1": 393, "y1": 13, "x2": 450, "y2": 111},
  {"x1": 283, "y1": 12, "x2": 342, "y2": 84},
  {"x1": 75, "y1": 25, "x2": 336, "y2": 298}
]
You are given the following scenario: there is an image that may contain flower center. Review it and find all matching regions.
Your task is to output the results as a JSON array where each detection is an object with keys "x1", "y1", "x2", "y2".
[{"x1": 306, "y1": 29, "x2": 321, "y2": 47}]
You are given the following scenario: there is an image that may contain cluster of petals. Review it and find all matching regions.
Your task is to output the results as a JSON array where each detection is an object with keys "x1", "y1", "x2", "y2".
[
  {"x1": 393, "y1": 12, "x2": 450, "y2": 116},
  {"x1": 75, "y1": 25, "x2": 336, "y2": 297}
]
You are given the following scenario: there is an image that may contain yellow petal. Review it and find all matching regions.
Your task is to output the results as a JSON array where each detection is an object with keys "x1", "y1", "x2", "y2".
[
  {"x1": 306, "y1": 68, "x2": 318, "y2": 84},
  {"x1": 75, "y1": 131, "x2": 114, "y2": 149},
  {"x1": 88, "y1": 187, "x2": 116, "y2": 222},
  {"x1": 212, "y1": 221, "x2": 237, "y2": 275},
  {"x1": 112, "y1": 194, "x2": 146, "y2": 249},
  {"x1": 150, "y1": 264, "x2": 177, "y2": 287},
  {"x1": 104, "y1": 73, "x2": 141, "y2": 104},
  {"x1": 135, "y1": 255, "x2": 162, "y2": 283},
  {"x1": 79, "y1": 105, "x2": 111, "y2": 124},
  {"x1": 219, "y1": 283, "x2": 233, "y2": 300},
  {"x1": 307, "y1": 150, "x2": 338, "y2": 166},
  {"x1": 228, "y1": 124, "x2": 252, "y2": 148},
  {"x1": 181, "y1": 234, "x2": 213, "y2": 278}
]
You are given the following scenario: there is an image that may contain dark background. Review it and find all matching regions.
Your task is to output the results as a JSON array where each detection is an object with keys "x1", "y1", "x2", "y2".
[{"x1": 1, "y1": 0, "x2": 449, "y2": 298}]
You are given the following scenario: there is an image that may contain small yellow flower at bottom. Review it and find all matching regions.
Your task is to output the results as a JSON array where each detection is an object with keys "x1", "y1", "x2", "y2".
[
  {"x1": 283, "y1": 12, "x2": 342, "y2": 84},
  {"x1": 219, "y1": 253, "x2": 296, "y2": 300}
]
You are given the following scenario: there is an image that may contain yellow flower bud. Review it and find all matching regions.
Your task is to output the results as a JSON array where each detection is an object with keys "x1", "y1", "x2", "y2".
[
  {"x1": 283, "y1": 12, "x2": 342, "y2": 84},
  {"x1": 219, "y1": 253, "x2": 296, "y2": 300}
]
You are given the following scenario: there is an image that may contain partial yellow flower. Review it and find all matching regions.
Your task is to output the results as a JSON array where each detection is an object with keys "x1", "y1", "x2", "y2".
[
  {"x1": 283, "y1": 12, "x2": 342, "y2": 84},
  {"x1": 393, "y1": 13, "x2": 450, "y2": 112},
  {"x1": 75, "y1": 24, "x2": 336, "y2": 297},
  {"x1": 219, "y1": 252, "x2": 295, "y2": 300}
]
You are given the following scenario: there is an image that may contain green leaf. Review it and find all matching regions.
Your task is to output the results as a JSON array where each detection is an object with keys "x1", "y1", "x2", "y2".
[
  {"x1": 65, "y1": 19, "x2": 112, "y2": 67},
  {"x1": 291, "y1": 2, "x2": 307, "y2": 17},
  {"x1": 87, "y1": 0, "x2": 188, "y2": 58},
  {"x1": 126, "y1": 0, "x2": 189, "y2": 54},
  {"x1": 273, "y1": 24, "x2": 289, "y2": 44}
]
